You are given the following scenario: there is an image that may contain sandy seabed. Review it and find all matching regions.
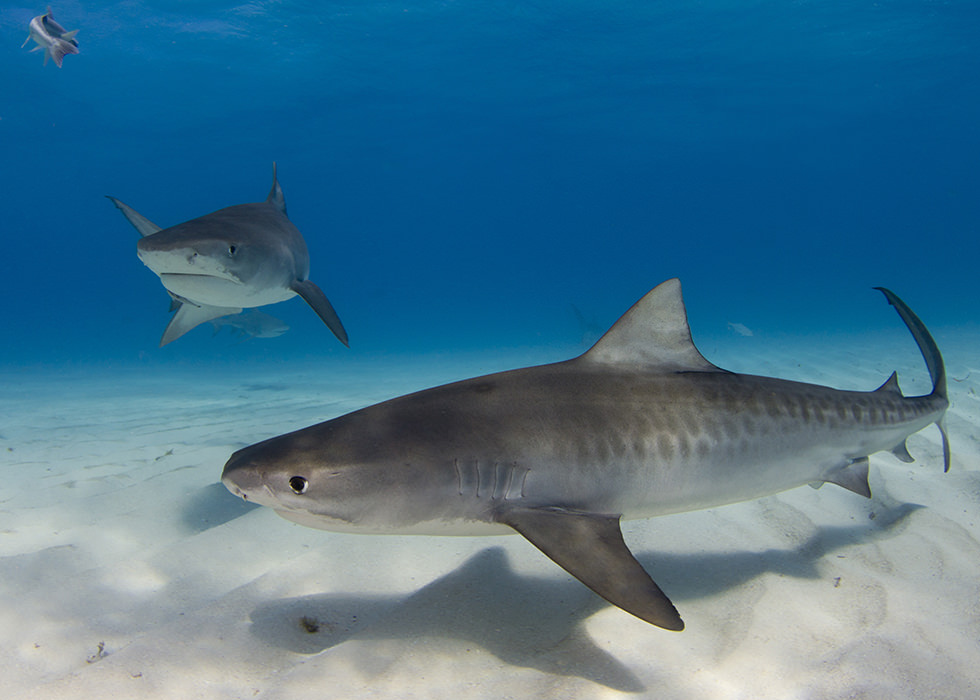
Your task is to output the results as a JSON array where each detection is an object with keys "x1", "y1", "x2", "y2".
[{"x1": 1, "y1": 328, "x2": 978, "y2": 700}]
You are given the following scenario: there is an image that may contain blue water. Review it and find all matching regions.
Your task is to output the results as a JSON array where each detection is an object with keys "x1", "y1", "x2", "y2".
[{"x1": 2, "y1": 1, "x2": 978, "y2": 367}]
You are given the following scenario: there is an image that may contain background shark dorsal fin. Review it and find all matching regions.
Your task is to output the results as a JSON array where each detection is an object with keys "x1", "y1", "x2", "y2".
[
  {"x1": 580, "y1": 278, "x2": 725, "y2": 373},
  {"x1": 267, "y1": 162, "x2": 287, "y2": 216}
]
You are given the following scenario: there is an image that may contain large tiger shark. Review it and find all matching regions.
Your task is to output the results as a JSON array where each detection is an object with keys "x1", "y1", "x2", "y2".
[
  {"x1": 221, "y1": 279, "x2": 949, "y2": 630},
  {"x1": 107, "y1": 165, "x2": 348, "y2": 347}
]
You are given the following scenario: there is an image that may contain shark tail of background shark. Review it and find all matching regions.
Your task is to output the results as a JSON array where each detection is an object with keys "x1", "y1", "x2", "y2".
[{"x1": 874, "y1": 286, "x2": 951, "y2": 472}]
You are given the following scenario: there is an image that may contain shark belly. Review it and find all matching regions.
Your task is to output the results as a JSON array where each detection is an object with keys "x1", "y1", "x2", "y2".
[{"x1": 157, "y1": 273, "x2": 296, "y2": 308}]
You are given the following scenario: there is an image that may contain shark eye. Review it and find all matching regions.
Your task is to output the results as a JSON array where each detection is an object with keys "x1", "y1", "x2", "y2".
[
  {"x1": 289, "y1": 476, "x2": 308, "y2": 494},
  {"x1": 227, "y1": 245, "x2": 238, "y2": 256}
]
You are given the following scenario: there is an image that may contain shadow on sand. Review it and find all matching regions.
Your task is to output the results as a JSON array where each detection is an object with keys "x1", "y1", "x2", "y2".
[
  {"x1": 249, "y1": 502, "x2": 922, "y2": 693},
  {"x1": 180, "y1": 481, "x2": 259, "y2": 534}
]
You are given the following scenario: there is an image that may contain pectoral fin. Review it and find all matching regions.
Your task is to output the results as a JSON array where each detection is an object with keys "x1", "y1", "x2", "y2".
[
  {"x1": 106, "y1": 196, "x2": 163, "y2": 237},
  {"x1": 497, "y1": 506, "x2": 684, "y2": 630},
  {"x1": 290, "y1": 279, "x2": 349, "y2": 347},
  {"x1": 161, "y1": 302, "x2": 241, "y2": 346}
]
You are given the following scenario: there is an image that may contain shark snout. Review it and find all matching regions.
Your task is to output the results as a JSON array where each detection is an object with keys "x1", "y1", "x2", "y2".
[
  {"x1": 221, "y1": 448, "x2": 261, "y2": 501},
  {"x1": 221, "y1": 445, "x2": 285, "y2": 507},
  {"x1": 136, "y1": 244, "x2": 240, "y2": 281}
]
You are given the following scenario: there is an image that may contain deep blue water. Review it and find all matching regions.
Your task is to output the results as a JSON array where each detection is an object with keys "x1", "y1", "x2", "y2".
[{"x1": 2, "y1": 1, "x2": 978, "y2": 368}]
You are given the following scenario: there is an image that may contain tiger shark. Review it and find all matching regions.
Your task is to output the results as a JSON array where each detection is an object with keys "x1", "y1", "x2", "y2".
[
  {"x1": 107, "y1": 165, "x2": 348, "y2": 347},
  {"x1": 221, "y1": 279, "x2": 949, "y2": 630}
]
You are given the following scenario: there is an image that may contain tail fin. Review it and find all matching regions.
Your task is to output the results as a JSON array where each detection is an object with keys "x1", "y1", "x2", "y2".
[
  {"x1": 874, "y1": 287, "x2": 950, "y2": 472},
  {"x1": 50, "y1": 39, "x2": 79, "y2": 68}
]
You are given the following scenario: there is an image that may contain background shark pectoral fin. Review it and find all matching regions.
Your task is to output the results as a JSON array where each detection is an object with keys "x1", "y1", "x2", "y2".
[
  {"x1": 161, "y1": 303, "x2": 242, "y2": 346},
  {"x1": 824, "y1": 457, "x2": 872, "y2": 498},
  {"x1": 105, "y1": 196, "x2": 163, "y2": 237},
  {"x1": 497, "y1": 506, "x2": 684, "y2": 631},
  {"x1": 290, "y1": 279, "x2": 349, "y2": 347}
]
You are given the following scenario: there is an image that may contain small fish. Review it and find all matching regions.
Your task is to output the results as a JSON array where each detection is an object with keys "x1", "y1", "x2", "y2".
[
  {"x1": 22, "y1": 8, "x2": 79, "y2": 68},
  {"x1": 728, "y1": 321, "x2": 754, "y2": 337},
  {"x1": 210, "y1": 309, "x2": 290, "y2": 340}
]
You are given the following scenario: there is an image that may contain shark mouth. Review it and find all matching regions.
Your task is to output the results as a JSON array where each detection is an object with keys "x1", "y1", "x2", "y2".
[
  {"x1": 137, "y1": 246, "x2": 243, "y2": 283},
  {"x1": 158, "y1": 271, "x2": 244, "y2": 284}
]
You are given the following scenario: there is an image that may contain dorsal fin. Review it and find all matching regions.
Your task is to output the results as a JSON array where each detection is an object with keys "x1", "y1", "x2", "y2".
[
  {"x1": 580, "y1": 278, "x2": 725, "y2": 373},
  {"x1": 874, "y1": 371, "x2": 903, "y2": 397},
  {"x1": 266, "y1": 162, "x2": 286, "y2": 215}
]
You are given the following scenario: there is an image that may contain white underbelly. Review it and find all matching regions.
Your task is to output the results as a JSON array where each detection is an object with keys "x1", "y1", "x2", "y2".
[
  {"x1": 159, "y1": 273, "x2": 295, "y2": 308},
  {"x1": 275, "y1": 508, "x2": 514, "y2": 536}
]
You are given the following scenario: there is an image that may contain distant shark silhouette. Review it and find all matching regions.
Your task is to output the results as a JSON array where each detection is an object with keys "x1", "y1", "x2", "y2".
[
  {"x1": 108, "y1": 165, "x2": 348, "y2": 347},
  {"x1": 211, "y1": 309, "x2": 290, "y2": 341},
  {"x1": 223, "y1": 279, "x2": 949, "y2": 630},
  {"x1": 22, "y1": 8, "x2": 78, "y2": 67}
]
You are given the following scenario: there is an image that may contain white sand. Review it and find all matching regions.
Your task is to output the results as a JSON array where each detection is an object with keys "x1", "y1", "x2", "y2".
[{"x1": 1, "y1": 330, "x2": 978, "y2": 700}]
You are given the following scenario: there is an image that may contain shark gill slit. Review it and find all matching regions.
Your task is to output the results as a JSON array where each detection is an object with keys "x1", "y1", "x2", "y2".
[
  {"x1": 499, "y1": 462, "x2": 515, "y2": 501},
  {"x1": 453, "y1": 458, "x2": 527, "y2": 501},
  {"x1": 490, "y1": 461, "x2": 500, "y2": 500}
]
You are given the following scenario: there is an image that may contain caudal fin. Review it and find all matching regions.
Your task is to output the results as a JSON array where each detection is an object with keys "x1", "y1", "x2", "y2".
[
  {"x1": 49, "y1": 39, "x2": 79, "y2": 68},
  {"x1": 874, "y1": 287, "x2": 950, "y2": 472}
]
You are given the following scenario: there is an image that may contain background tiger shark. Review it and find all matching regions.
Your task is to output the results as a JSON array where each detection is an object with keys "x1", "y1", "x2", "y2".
[
  {"x1": 108, "y1": 164, "x2": 348, "y2": 347},
  {"x1": 221, "y1": 279, "x2": 949, "y2": 630}
]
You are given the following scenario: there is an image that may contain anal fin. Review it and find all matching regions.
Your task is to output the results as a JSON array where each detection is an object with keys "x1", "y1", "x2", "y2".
[
  {"x1": 496, "y1": 505, "x2": 684, "y2": 631},
  {"x1": 890, "y1": 440, "x2": 915, "y2": 464}
]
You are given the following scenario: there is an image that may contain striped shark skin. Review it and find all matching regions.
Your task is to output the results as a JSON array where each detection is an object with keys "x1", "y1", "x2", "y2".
[{"x1": 222, "y1": 279, "x2": 949, "y2": 630}]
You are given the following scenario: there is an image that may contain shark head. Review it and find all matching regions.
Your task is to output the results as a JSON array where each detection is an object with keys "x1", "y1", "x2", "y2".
[
  {"x1": 135, "y1": 203, "x2": 302, "y2": 309},
  {"x1": 221, "y1": 404, "x2": 481, "y2": 534}
]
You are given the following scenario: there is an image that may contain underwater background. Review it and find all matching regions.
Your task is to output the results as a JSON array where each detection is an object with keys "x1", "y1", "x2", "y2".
[
  {"x1": 2, "y1": 0, "x2": 978, "y2": 370},
  {"x1": 3, "y1": 4, "x2": 980, "y2": 698}
]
